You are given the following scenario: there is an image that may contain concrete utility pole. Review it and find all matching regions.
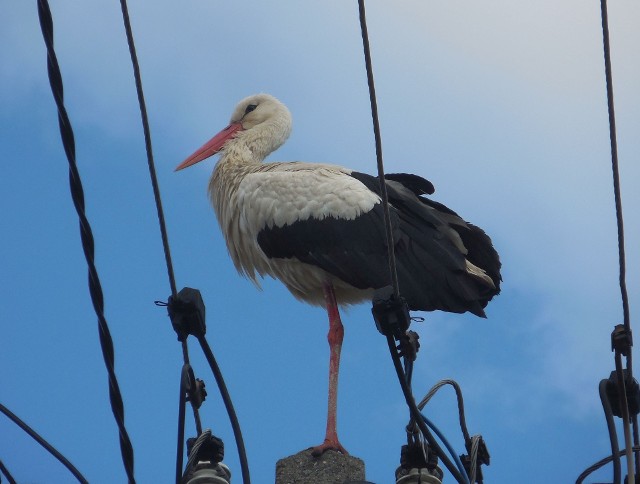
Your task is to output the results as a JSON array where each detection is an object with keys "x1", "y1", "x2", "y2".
[{"x1": 275, "y1": 449, "x2": 367, "y2": 484}]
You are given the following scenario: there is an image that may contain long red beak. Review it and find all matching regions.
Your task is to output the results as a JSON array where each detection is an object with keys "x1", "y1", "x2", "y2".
[{"x1": 175, "y1": 122, "x2": 244, "y2": 171}]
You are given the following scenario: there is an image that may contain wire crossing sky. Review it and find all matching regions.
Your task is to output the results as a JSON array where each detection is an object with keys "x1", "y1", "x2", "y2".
[{"x1": 1, "y1": 2, "x2": 639, "y2": 483}]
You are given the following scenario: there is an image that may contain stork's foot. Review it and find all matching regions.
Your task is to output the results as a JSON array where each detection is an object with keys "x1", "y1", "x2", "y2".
[{"x1": 310, "y1": 438, "x2": 349, "y2": 457}]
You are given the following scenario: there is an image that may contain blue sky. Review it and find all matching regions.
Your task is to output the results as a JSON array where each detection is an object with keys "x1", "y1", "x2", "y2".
[{"x1": 1, "y1": 1, "x2": 639, "y2": 482}]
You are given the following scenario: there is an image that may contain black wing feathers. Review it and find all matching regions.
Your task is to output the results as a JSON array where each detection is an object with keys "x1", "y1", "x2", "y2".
[
  {"x1": 257, "y1": 170, "x2": 501, "y2": 317},
  {"x1": 257, "y1": 207, "x2": 394, "y2": 290},
  {"x1": 384, "y1": 173, "x2": 435, "y2": 195}
]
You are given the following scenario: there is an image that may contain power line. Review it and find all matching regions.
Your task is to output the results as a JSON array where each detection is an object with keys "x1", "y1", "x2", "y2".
[
  {"x1": 197, "y1": 334, "x2": 251, "y2": 483},
  {"x1": 415, "y1": 380, "x2": 472, "y2": 445},
  {"x1": 599, "y1": 0, "x2": 631, "y2": 340},
  {"x1": 599, "y1": 378, "x2": 621, "y2": 484},
  {"x1": 115, "y1": 4, "x2": 208, "y2": 478},
  {"x1": 576, "y1": 445, "x2": 640, "y2": 484},
  {"x1": 118, "y1": 0, "x2": 178, "y2": 300},
  {"x1": 0, "y1": 403, "x2": 88, "y2": 484},
  {"x1": 598, "y1": 0, "x2": 638, "y2": 480},
  {"x1": 357, "y1": 0, "x2": 400, "y2": 300},
  {"x1": 0, "y1": 459, "x2": 17, "y2": 484},
  {"x1": 165, "y1": 289, "x2": 251, "y2": 484},
  {"x1": 36, "y1": 2, "x2": 135, "y2": 481},
  {"x1": 117, "y1": 4, "x2": 250, "y2": 481},
  {"x1": 385, "y1": 334, "x2": 467, "y2": 483},
  {"x1": 358, "y1": 2, "x2": 477, "y2": 482},
  {"x1": 422, "y1": 415, "x2": 470, "y2": 484}
]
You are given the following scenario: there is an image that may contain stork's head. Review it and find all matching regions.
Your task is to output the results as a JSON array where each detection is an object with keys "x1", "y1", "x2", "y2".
[{"x1": 175, "y1": 93, "x2": 292, "y2": 171}]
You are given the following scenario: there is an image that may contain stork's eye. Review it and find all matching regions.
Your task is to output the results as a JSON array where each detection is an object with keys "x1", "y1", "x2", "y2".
[{"x1": 245, "y1": 104, "x2": 257, "y2": 114}]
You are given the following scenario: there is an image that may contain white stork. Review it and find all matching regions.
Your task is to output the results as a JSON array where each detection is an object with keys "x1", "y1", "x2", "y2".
[{"x1": 176, "y1": 93, "x2": 501, "y2": 456}]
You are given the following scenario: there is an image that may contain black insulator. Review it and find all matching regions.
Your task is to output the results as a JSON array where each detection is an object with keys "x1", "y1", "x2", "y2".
[
  {"x1": 188, "y1": 378, "x2": 207, "y2": 409},
  {"x1": 396, "y1": 443, "x2": 442, "y2": 483},
  {"x1": 182, "y1": 365, "x2": 207, "y2": 410},
  {"x1": 461, "y1": 436, "x2": 490, "y2": 483},
  {"x1": 168, "y1": 287, "x2": 207, "y2": 341},
  {"x1": 399, "y1": 443, "x2": 439, "y2": 472},
  {"x1": 606, "y1": 370, "x2": 640, "y2": 417},
  {"x1": 186, "y1": 433, "x2": 225, "y2": 466},
  {"x1": 611, "y1": 324, "x2": 633, "y2": 356},
  {"x1": 398, "y1": 330, "x2": 420, "y2": 362},
  {"x1": 372, "y1": 286, "x2": 411, "y2": 338}
]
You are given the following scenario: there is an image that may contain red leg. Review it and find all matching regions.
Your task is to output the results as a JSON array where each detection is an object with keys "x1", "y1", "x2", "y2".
[{"x1": 311, "y1": 283, "x2": 349, "y2": 456}]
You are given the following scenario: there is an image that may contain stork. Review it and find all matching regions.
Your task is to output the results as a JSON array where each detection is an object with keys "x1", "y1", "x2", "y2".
[{"x1": 176, "y1": 93, "x2": 501, "y2": 456}]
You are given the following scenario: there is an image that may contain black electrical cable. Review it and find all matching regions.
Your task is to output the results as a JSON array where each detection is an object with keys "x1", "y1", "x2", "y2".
[
  {"x1": 599, "y1": 0, "x2": 631, "y2": 344},
  {"x1": 117, "y1": 3, "x2": 250, "y2": 482},
  {"x1": 467, "y1": 435, "x2": 482, "y2": 484},
  {"x1": 118, "y1": 0, "x2": 178, "y2": 299},
  {"x1": 0, "y1": 459, "x2": 17, "y2": 484},
  {"x1": 615, "y1": 351, "x2": 634, "y2": 482},
  {"x1": 599, "y1": 379, "x2": 621, "y2": 484},
  {"x1": 175, "y1": 382, "x2": 187, "y2": 484},
  {"x1": 116, "y1": 5, "x2": 214, "y2": 480},
  {"x1": 415, "y1": 380, "x2": 471, "y2": 446},
  {"x1": 174, "y1": 365, "x2": 205, "y2": 483},
  {"x1": 599, "y1": 0, "x2": 638, "y2": 474},
  {"x1": 403, "y1": 358, "x2": 414, "y2": 391},
  {"x1": 196, "y1": 334, "x2": 251, "y2": 484},
  {"x1": 357, "y1": 3, "x2": 468, "y2": 482},
  {"x1": 175, "y1": 364, "x2": 190, "y2": 484},
  {"x1": 357, "y1": 0, "x2": 400, "y2": 299},
  {"x1": 182, "y1": 429, "x2": 213, "y2": 481},
  {"x1": 385, "y1": 336, "x2": 466, "y2": 483},
  {"x1": 0, "y1": 403, "x2": 88, "y2": 484},
  {"x1": 36, "y1": 2, "x2": 136, "y2": 482},
  {"x1": 576, "y1": 446, "x2": 640, "y2": 484},
  {"x1": 117, "y1": 0, "x2": 192, "y2": 370}
]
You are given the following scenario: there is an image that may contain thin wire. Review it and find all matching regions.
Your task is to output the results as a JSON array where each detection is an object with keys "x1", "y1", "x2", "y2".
[
  {"x1": 36, "y1": 2, "x2": 135, "y2": 481},
  {"x1": 118, "y1": 0, "x2": 178, "y2": 299},
  {"x1": 0, "y1": 403, "x2": 88, "y2": 484},
  {"x1": 599, "y1": 0, "x2": 638, "y2": 473},
  {"x1": 615, "y1": 352, "x2": 634, "y2": 483},
  {"x1": 0, "y1": 459, "x2": 17, "y2": 484},
  {"x1": 415, "y1": 379, "x2": 471, "y2": 444},
  {"x1": 576, "y1": 445, "x2": 640, "y2": 484},
  {"x1": 197, "y1": 334, "x2": 251, "y2": 484},
  {"x1": 386, "y1": 336, "x2": 466, "y2": 483},
  {"x1": 175, "y1": 367, "x2": 188, "y2": 484},
  {"x1": 357, "y1": 0, "x2": 400, "y2": 299},
  {"x1": 408, "y1": 378, "x2": 478, "y2": 482},
  {"x1": 118, "y1": 0, "x2": 197, "y2": 393},
  {"x1": 117, "y1": 2, "x2": 207, "y2": 472},
  {"x1": 118, "y1": 5, "x2": 252, "y2": 483},
  {"x1": 468, "y1": 435, "x2": 481, "y2": 484},
  {"x1": 600, "y1": 379, "x2": 622, "y2": 484},
  {"x1": 599, "y1": 0, "x2": 631, "y2": 342},
  {"x1": 404, "y1": 358, "x2": 414, "y2": 391},
  {"x1": 422, "y1": 415, "x2": 470, "y2": 484},
  {"x1": 358, "y1": 5, "x2": 477, "y2": 482},
  {"x1": 182, "y1": 429, "x2": 212, "y2": 480}
]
